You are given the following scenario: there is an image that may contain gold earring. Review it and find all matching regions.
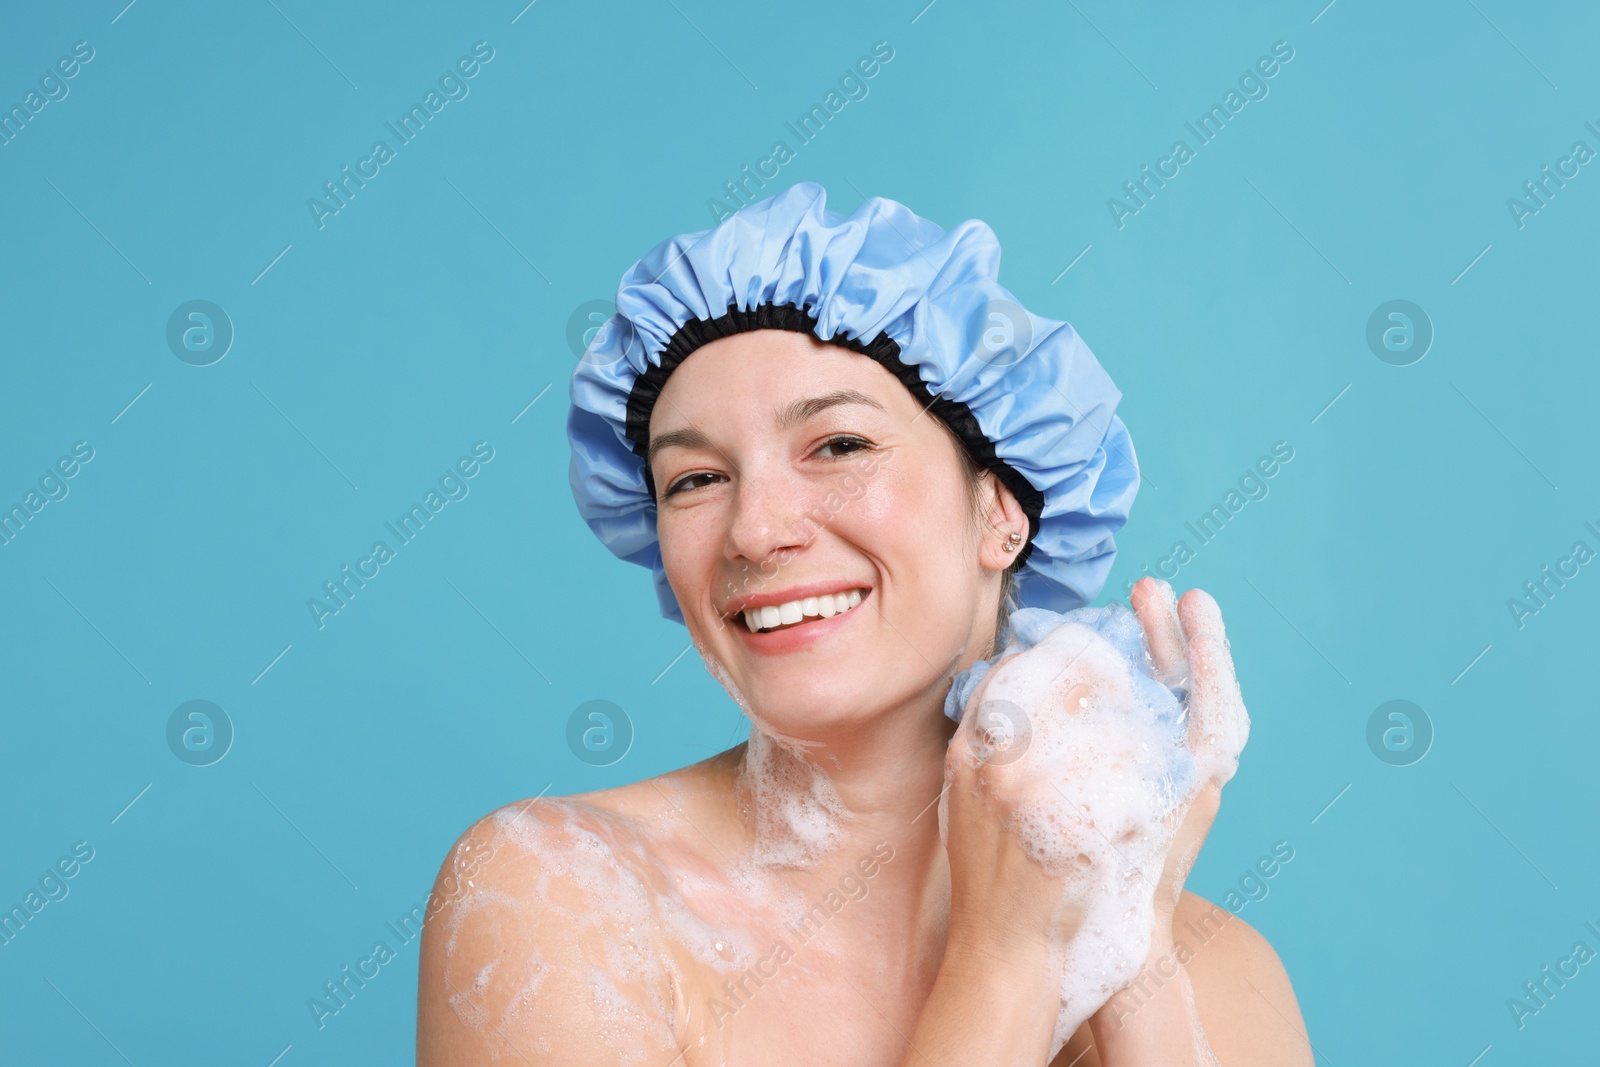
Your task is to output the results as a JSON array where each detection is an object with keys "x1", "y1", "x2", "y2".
[{"x1": 1002, "y1": 530, "x2": 1022, "y2": 553}]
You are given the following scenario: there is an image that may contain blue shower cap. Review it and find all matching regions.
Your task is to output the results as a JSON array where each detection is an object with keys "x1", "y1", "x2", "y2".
[
  {"x1": 566, "y1": 181, "x2": 1140, "y2": 626},
  {"x1": 943, "y1": 603, "x2": 1193, "y2": 794},
  {"x1": 942, "y1": 603, "x2": 1179, "y2": 726}
]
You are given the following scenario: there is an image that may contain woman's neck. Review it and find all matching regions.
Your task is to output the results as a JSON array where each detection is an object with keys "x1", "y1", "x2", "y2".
[{"x1": 727, "y1": 696, "x2": 960, "y2": 957}]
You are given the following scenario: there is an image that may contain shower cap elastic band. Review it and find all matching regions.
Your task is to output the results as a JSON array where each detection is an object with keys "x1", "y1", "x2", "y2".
[{"x1": 567, "y1": 181, "x2": 1141, "y2": 627}]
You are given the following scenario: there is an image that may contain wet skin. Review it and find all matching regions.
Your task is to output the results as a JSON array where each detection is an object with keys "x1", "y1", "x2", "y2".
[{"x1": 416, "y1": 331, "x2": 1313, "y2": 1065}]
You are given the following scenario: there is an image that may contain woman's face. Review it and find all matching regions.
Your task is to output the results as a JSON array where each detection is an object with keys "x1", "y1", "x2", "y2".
[{"x1": 648, "y1": 329, "x2": 1011, "y2": 740}]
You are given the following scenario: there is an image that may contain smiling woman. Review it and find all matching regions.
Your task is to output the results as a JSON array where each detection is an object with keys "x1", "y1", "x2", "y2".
[{"x1": 415, "y1": 182, "x2": 1314, "y2": 1066}]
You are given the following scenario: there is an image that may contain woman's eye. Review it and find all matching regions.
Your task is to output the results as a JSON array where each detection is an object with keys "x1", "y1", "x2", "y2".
[
  {"x1": 663, "y1": 438, "x2": 870, "y2": 498},
  {"x1": 818, "y1": 435, "x2": 870, "y2": 458},
  {"x1": 664, "y1": 472, "x2": 722, "y2": 498}
]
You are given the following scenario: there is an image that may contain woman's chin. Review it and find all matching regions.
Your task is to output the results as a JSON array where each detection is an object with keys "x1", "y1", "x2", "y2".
[
  {"x1": 738, "y1": 681, "x2": 924, "y2": 749},
  {"x1": 740, "y1": 691, "x2": 834, "y2": 731}
]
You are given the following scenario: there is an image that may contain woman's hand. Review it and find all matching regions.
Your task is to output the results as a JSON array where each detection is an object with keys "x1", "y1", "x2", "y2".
[
  {"x1": 941, "y1": 598, "x2": 1229, "y2": 1058},
  {"x1": 927, "y1": 617, "x2": 1159, "y2": 1066},
  {"x1": 1083, "y1": 577, "x2": 1251, "y2": 1066},
  {"x1": 1129, "y1": 577, "x2": 1249, "y2": 942},
  {"x1": 912, "y1": 578, "x2": 1253, "y2": 1066},
  {"x1": 939, "y1": 614, "x2": 1154, "y2": 966}
]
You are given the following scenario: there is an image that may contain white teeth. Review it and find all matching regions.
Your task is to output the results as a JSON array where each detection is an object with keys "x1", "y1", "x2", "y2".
[{"x1": 742, "y1": 589, "x2": 868, "y2": 633}]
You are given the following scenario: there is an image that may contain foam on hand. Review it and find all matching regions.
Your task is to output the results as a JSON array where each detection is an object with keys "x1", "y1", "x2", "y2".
[{"x1": 942, "y1": 601, "x2": 1249, "y2": 1057}]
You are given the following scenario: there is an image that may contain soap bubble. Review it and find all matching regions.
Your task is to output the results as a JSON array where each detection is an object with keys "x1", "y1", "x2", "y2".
[{"x1": 944, "y1": 597, "x2": 1249, "y2": 1058}]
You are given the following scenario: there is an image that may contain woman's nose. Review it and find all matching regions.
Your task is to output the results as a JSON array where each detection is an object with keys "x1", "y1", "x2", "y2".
[{"x1": 724, "y1": 469, "x2": 820, "y2": 567}]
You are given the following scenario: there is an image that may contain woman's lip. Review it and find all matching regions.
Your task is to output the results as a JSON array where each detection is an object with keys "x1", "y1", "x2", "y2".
[
  {"x1": 733, "y1": 590, "x2": 871, "y2": 655},
  {"x1": 722, "y1": 583, "x2": 872, "y2": 618}
]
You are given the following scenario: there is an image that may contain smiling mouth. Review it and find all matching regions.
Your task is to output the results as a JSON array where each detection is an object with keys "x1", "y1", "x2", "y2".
[{"x1": 736, "y1": 588, "x2": 870, "y2": 633}]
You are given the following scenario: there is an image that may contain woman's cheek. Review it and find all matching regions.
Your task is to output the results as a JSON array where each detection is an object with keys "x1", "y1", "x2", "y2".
[
  {"x1": 657, "y1": 511, "x2": 722, "y2": 613},
  {"x1": 854, "y1": 454, "x2": 933, "y2": 523}
]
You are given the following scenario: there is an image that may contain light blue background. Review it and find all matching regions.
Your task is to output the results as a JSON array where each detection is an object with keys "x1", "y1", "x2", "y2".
[{"x1": 2, "y1": 0, "x2": 1595, "y2": 1063}]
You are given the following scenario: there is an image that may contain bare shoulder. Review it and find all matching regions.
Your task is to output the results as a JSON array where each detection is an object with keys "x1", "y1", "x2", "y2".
[
  {"x1": 416, "y1": 754, "x2": 741, "y2": 1066},
  {"x1": 414, "y1": 786, "x2": 688, "y2": 1065},
  {"x1": 1173, "y1": 891, "x2": 1314, "y2": 1066}
]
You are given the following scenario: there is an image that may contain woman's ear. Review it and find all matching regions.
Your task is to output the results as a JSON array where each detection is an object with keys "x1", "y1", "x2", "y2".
[{"x1": 977, "y1": 470, "x2": 1029, "y2": 574}]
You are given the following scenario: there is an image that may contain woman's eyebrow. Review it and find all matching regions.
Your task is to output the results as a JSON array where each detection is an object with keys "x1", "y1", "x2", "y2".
[
  {"x1": 648, "y1": 427, "x2": 712, "y2": 468},
  {"x1": 648, "y1": 391, "x2": 886, "y2": 467},
  {"x1": 777, "y1": 390, "x2": 885, "y2": 428}
]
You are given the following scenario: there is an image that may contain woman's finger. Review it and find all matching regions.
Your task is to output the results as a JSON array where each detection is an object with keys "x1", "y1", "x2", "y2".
[
  {"x1": 1177, "y1": 588, "x2": 1249, "y2": 779},
  {"x1": 1131, "y1": 576, "x2": 1188, "y2": 689}
]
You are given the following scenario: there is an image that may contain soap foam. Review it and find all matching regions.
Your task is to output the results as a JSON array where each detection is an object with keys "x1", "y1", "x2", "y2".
[
  {"x1": 735, "y1": 726, "x2": 847, "y2": 870},
  {"x1": 694, "y1": 633, "x2": 754, "y2": 717},
  {"x1": 444, "y1": 956, "x2": 501, "y2": 1034},
  {"x1": 435, "y1": 775, "x2": 863, "y2": 1064},
  {"x1": 439, "y1": 798, "x2": 776, "y2": 1062},
  {"x1": 439, "y1": 599, "x2": 1244, "y2": 1058},
  {"x1": 692, "y1": 615, "x2": 853, "y2": 873},
  {"x1": 943, "y1": 601, "x2": 1249, "y2": 1058}
]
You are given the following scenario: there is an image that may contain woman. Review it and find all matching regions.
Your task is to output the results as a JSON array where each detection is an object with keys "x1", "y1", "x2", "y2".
[{"x1": 416, "y1": 183, "x2": 1313, "y2": 1065}]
